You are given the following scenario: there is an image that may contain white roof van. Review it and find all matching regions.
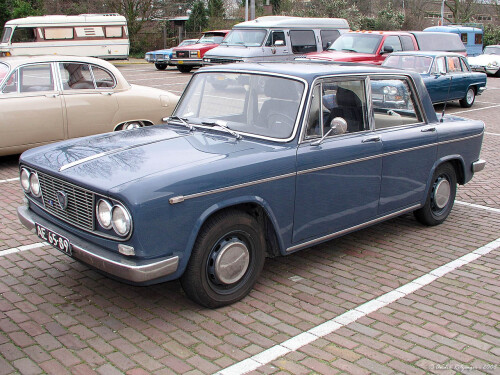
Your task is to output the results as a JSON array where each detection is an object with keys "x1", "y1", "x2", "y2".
[{"x1": 202, "y1": 16, "x2": 350, "y2": 65}]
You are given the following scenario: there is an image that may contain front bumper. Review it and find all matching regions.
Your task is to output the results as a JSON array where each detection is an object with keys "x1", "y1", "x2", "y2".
[
  {"x1": 170, "y1": 58, "x2": 203, "y2": 66},
  {"x1": 17, "y1": 205, "x2": 179, "y2": 283}
]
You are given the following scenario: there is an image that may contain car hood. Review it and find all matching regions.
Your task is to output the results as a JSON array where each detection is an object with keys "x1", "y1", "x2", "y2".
[
  {"x1": 205, "y1": 46, "x2": 262, "y2": 58},
  {"x1": 305, "y1": 50, "x2": 377, "y2": 62},
  {"x1": 175, "y1": 43, "x2": 218, "y2": 50},
  {"x1": 20, "y1": 125, "x2": 278, "y2": 193},
  {"x1": 468, "y1": 54, "x2": 500, "y2": 65}
]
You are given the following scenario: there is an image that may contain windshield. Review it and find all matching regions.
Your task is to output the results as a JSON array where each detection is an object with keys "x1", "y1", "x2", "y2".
[
  {"x1": 1, "y1": 27, "x2": 12, "y2": 44},
  {"x1": 484, "y1": 46, "x2": 500, "y2": 55},
  {"x1": 179, "y1": 39, "x2": 197, "y2": 47},
  {"x1": 221, "y1": 29, "x2": 267, "y2": 47},
  {"x1": 198, "y1": 33, "x2": 226, "y2": 44},
  {"x1": 328, "y1": 34, "x2": 383, "y2": 54},
  {"x1": 383, "y1": 55, "x2": 433, "y2": 74},
  {"x1": 174, "y1": 72, "x2": 304, "y2": 140}
]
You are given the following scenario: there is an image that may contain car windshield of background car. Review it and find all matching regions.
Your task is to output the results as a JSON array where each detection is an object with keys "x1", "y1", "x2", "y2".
[
  {"x1": 484, "y1": 46, "x2": 500, "y2": 55},
  {"x1": 328, "y1": 34, "x2": 383, "y2": 54},
  {"x1": 174, "y1": 72, "x2": 304, "y2": 140},
  {"x1": 221, "y1": 29, "x2": 267, "y2": 47},
  {"x1": 198, "y1": 33, "x2": 225, "y2": 44},
  {"x1": 383, "y1": 55, "x2": 433, "y2": 74}
]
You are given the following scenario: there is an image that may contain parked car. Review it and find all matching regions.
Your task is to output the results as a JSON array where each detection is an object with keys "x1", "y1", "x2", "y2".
[
  {"x1": 145, "y1": 39, "x2": 198, "y2": 70},
  {"x1": 18, "y1": 62, "x2": 485, "y2": 308},
  {"x1": 170, "y1": 30, "x2": 230, "y2": 73},
  {"x1": 304, "y1": 30, "x2": 466, "y2": 64},
  {"x1": 202, "y1": 16, "x2": 349, "y2": 65},
  {"x1": 0, "y1": 55, "x2": 179, "y2": 156},
  {"x1": 382, "y1": 51, "x2": 486, "y2": 107},
  {"x1": 468, "y1": 45, "x2": 500, "y2": 76}
]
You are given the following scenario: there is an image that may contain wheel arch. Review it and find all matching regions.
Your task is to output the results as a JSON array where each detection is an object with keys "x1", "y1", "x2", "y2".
[
  {"x1": 113, "y1": 119, "x2": 154, "y2": 131},
  {"x1": 422, "y1": 156, "x2": 465, "y2": 205}
]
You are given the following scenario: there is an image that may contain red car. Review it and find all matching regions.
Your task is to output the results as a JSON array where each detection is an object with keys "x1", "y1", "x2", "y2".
[
  {"x1": 171, "y1": 30, "x2": 230, "y2": 73},
  {"x1": 305, "y1": 31, "x2": 419, "y2": 65}
]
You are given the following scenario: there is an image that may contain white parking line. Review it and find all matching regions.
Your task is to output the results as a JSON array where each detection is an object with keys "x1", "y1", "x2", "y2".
[
  {"x1": 456, "y1": 200, "x2": 500, "y2": 214},
  {"x1": 216, "y1": 236, "x2": 500, "y2": 375},
  {"x1": 452, "y1": 104, "x2": 500, "y2": 114},
  {"x1": 485, "y1": 132, "x2": 500, "y2": 136},
  {"x1": 0, "y1": 242, "x2": 47, "y2": 257},
  {"x1": 0, "y1": 177, "x2": 19, "y2": 184}
]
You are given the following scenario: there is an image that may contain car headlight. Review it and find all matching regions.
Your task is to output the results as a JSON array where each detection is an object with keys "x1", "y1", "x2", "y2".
[
  {"x1": 112, "y1": 204, "x2": 132, "y2": 236},
  {"x1": 96, "y1": 199, "x2": 113, "y2": 229},
  {"x1": 383, "y1": 86, "x2": 398, "y2": 95},
  {"x1": 29, "y1": 173, "x2": 41, "y2": 197},
  {"x1": 190, "y1": 50, "x2": 200, "y2": 58},
  {"x1": 20, "y1": 168, "x2": 31, "y2": 193}
]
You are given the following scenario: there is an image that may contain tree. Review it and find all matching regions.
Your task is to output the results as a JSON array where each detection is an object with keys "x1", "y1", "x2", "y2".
[
  {"x1": 208, "y1": 0, "x2": 224, "y2": 19},
  {"x1": 291, "y1": 0, "x2": 362, "y2": 30},
  {"x1": 0, "y1": 0, "x2": 11, "y2": 36},
  {"x1": 186, "y1": 1, "x2": 208, "y2": 33},
  {"x1": 444, "y1": 0, "x2": 479, "y2": 24},
  {"x1": 402, "y1": 0, "x2": 434, "y2": 30}
]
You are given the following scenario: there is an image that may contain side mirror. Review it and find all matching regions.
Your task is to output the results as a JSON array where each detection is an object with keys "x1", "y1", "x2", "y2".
[
  {"x1": 274, "y1": 40, "x2": 284, "y2": 47},
  {"x1": 329, "y1": 117, "x2": 348, "y2": 135},
  {"x1": 324, "y1": 41, "x2": 332, "y2": 50},
  {"x1": 382, "y1": 45, "x2": 393, "y2": 54}
]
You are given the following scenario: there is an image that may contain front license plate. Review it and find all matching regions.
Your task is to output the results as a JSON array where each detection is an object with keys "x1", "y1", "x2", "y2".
[
  {"x1": 178, "y1": 60, "x2": 184, "y2": 64},
  {"x1": 35, "y1": 223, "x2": 72, "y2": 255}
]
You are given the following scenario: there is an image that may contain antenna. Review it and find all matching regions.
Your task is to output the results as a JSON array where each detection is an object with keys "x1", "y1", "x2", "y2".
[{"x1": 440, "y1": 75, "x2": 453, "y2": 123}]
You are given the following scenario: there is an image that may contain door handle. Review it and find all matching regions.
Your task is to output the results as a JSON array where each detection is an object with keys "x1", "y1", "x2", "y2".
[
  {"x1": 362, "y1": 136, "x2": 381, "y2": 143},
  {"x1": 45, "y1": 93, "x2": 59, "y2": 98},
  {"x1": 421, "y1": 127, "x2": 436, "y2": 132},
  {"x1": 100, "y1": 92, "x2": 113, "y2": 96}
]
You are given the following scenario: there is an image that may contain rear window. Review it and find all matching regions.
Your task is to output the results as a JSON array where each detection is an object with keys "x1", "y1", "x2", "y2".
[
  {"x1": 414, "y1": 32, "x2": 466, "y2": 53},
  {"x1": 290, "y1": 30, "x2": 317, "y2": 54}
]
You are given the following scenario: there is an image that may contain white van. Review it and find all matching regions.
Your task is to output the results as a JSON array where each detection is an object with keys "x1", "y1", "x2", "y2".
[
  {"x1": 202, "y1": 16, "x2": 350, "y2": 65},
  {"x1": 0, "y1": 14, "x2": 129, "y2": 59}
]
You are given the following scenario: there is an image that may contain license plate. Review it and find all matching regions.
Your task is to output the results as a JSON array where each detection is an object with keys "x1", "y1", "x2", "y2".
[
  {"x1": 178, "y1": 60, "x2": 184, "y2": 64},
  {"x1": 35, "y1": 223, "x2": 72, "y2": 255}
]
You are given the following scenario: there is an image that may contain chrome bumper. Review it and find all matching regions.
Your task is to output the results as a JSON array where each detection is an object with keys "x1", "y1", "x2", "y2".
[
  {"x1": 472, "y1": 159, "x2": 486, "y2": 173},
  {"x1": 17, "y1": 206, "x2": 179, "y2": 283},
  {"x1": 170, "y1": 58, "x2": 203, "y2": 65}
]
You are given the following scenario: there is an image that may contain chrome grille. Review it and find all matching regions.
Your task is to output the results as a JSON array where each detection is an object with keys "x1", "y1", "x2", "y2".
[
  {"x1": 176, "y1": 50, "x2": 189, "y2": 58},
  {"x1": 37, "y1": 171, "x2": 95, "y2": 231},
  {"x1": 207, "y1": 58, "x2": 240, "y2": 64}
]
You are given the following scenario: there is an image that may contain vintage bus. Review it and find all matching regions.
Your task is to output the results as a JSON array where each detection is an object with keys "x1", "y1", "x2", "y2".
[{"x1": 0, "y1": 14, "x2": 129, "y2": 59}]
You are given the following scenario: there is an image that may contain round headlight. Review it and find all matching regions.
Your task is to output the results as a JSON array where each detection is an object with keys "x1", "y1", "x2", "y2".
[
  {"x1": 29, "y1": 173, "x2": 41, "y2": 197},
  {"x1": 112, "y1": 204, "x2": 131, "y2": 236},
  {"x1": 96, "y1": 200, "x2": 113, "y2": 229},
  {"x1": 20, "y1": 168, "x2": 31, "y2": 193}
]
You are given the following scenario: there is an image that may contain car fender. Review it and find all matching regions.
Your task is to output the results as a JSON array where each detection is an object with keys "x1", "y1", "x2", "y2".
[{"x1": 421, "y1": 155, "x2": 466, "y2": 205}]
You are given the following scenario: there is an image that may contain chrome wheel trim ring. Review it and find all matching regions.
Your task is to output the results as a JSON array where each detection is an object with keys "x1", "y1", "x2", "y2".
[
  {"x1": 433, "y1": 178, "x2": 451, "y2": 209},
  {"x1": 466, "y1": 89, "x2": 474, "y2": 104},
  {"x1": 214, "y1": 239, "x2": 250, "y2": 285}
]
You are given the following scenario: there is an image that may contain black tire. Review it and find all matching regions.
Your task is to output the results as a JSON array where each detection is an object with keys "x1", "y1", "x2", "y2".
[
  {"x1": 495, "y1": 70, "x2": 500, "y2": 78},
  {"x1": 177, "y1": 65, "x2": 193, "y2": 73},
  {"x1": 459, "y1": 87, "x2": 475, "y2": 108},
  {"x1": 155, "y1": 63, "x2": 167, "y2": 70},
  {"x1": 414, "y1": 163, "x2": 457, "y2": 226},
  {"x1": 181, "y1": 210, "x2": 266, "y2": 308}
]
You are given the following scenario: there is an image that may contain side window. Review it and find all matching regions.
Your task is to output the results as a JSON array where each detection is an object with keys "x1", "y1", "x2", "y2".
[
  {"x1": 290, "y1": 30, "x2": 317, "y2": 54},
  {"x1": 91, "y1": 65, "x2": 116, "y2": 88},
  {"x1": 305, "y1": 79, "x2": 368, "y2": 139},
  {"x1": 432, "y1": 57, "x2": 446, "y2": 74},
  {"x1": 320, "y1": 30, "x2": 340, "y2": 50},
  {"x1": 105, "y1": 26, "x2": 123, "y2": 38},
  {"x1": 19, "y1": 64, "x2": 54, "y2": 92},
  {"x1": 2, "y1": 70, "x2": 18, "y2": 93},
  {"x1": 475, "y1": 33, "x2": 482, "y2": 45},
  {"x1": 44, "y1": 28, "x2": 74, "y2": 40},
  {"x1": 265, "y1": 31, "x2": 286, "y2": 47},
  {"x1": 382, "y1": 36, "x2": 403, "y2": 53},
  {"x1": 371, "y1": 78, "x2": 423, "y2": 129},
  {"x1": 447, "y1": 56, "x2": 462, "y2": 73},
  {"x1": 400, "y1": 36, "x2": 415, "y2": 51},
  {"x1": 59, "y1": 63, "x2": 95, "y2": 90},
  {"x1": 11, "y1": 27, "x2": 36, "y2": 43},
  {"x1": 460, "y1": 57, "x2": 471, "y2": 72},
  {"x1": 461, "y1": 33, "x2": 468, "y2": 44}
]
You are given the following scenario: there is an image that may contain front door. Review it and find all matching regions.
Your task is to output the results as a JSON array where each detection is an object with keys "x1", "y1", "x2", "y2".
[
  {"x1": 263, "y1": 30, "x2": 290, "y2": 61},
  {"x1": 293, "y1": 78, "x2": 383, "y2": 244}
]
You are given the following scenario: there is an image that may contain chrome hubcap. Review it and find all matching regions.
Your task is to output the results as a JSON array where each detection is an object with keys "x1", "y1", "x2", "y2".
[
  {"x1": 433, "y1": 178, "x2": 451, "y2": 209},
  {"x1": 467, "y1": 89, "x2": 474, "y2": 104},
  {"x1": 125, "y1": 122, "x2": 141, "y2": 130},
  {"x1": 214, "y1": 240, "x2": 250, "y2": 285}
]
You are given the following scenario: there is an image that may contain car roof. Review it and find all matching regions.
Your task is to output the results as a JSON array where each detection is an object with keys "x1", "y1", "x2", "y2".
[
  {"x1": 387, "y1": 51, "x2": 466, "y2": 58},
  {"x1": 199, "y1": 61, "x2": 419, "y2": 82},
  {"x1": 347, "y1": 30, "x2": 412, "y2": 36},
  {"x1": 0, "y1": 54, "x2": 117, "y2": 66}
]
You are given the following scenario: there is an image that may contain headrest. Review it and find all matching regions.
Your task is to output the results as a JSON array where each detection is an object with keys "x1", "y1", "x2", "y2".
[{"x1": 335, "y1": 87, "x2": 361, "y2": 107}]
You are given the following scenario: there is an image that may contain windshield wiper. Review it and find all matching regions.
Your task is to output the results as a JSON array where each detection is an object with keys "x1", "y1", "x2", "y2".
[
  {"x1": 341, "y1": 48, "x2": 357, "y2": 52},
  {"x1": 165, "y1": 116, "x2": 193, "y2": 131},
  {"x1": 201, "y1": 121, "x2": 242, "y2": 139}
]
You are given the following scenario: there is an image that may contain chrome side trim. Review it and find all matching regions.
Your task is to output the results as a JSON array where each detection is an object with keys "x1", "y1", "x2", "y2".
[
  {"x1": 472, "y1": 159, "x2": 486, "y2": 173},
  {"x1": 169, "y1": 171, "x2": 296, "y2": 204},
  {"x1": 170, "y1": 133, "x2": 483, "y2": 204},
  {"x1": 17, "y1": 205, "x2": 179, "y2": 283},
  {"x1": 286, "y1": 204, "x2": 420, "y2": 253}
]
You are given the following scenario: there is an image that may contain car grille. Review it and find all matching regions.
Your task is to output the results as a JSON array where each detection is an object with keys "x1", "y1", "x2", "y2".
[
  {"x1": 207, "y1": 58, "x2": 240, "y2": 64},
  {"x1": 176, "y1": 50, "x2": 189, "y2": 58},
  {"x1": 37, "y1": 171, "x2": 95, "y2": 231}
]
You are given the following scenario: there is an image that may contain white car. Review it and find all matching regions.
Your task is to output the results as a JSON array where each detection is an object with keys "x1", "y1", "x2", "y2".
[{"x1": 468, "y1": 45, "x2": 500, "y2": 76}]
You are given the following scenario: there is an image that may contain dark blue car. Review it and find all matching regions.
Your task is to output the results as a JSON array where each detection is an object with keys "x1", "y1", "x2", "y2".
[
  {"x1": 17, "y1": 62, "x2": 486, "y2": 307},
  {"x1": 382, "y1": 51, "x2": 487, "y2": 107}
]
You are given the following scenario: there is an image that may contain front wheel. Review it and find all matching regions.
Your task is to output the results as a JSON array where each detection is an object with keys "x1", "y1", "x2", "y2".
[
  {"x1": 181, "y1": 210, "x2": 266, "y2": 308},
  {"x1": 155, "y1": 63, "x2": 167, "y2": 70},
  {"x1": 414, "y1": 163, "x2": 457, "y2": 226},
  {"x1": 177, "y1": 65, "x2": 193, "y2": 73},
  {"x1": 459, "y1": 87, "x2": 475, "y2": 108}
]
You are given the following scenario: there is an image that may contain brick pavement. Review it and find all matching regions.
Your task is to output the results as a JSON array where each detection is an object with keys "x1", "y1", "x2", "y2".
[{"x1": 0, "y1": 70, "x2": 499, "y2": 375}]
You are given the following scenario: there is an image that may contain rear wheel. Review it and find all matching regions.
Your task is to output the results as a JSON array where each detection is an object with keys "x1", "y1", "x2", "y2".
[
  {"x1": 117, "y1": 121, "x2": 144, "y2": 130},
  {"x1": 177, "y1": 65, "x2": 193, "y2": 73},
  {"x1": 414, "y1": 163, "x2": 457, "y2": 226},
  {"x1": 181, "y1": 210, "x2": 266, "y2": 308},
  {"x1": 155, "y1": 63, "x2": 167, "y2": 70},
  {"x1": 459, "y1": 87, "x2": 475, "y2": 108}
]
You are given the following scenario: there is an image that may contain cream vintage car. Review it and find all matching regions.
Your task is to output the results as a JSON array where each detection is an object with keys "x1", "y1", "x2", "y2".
[{"x1": 0, "y1": 55, "x2": 179, "y2": 156}]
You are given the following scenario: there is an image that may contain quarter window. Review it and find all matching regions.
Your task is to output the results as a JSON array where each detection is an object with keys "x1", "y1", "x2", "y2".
[
  {"x1": 400, "y1": 35, "x2": 416, "y2": 51},
  {"x1": 371, "y1": 78, "x2": 422, "y2": 129},
  {"x1": 91, "y1": 65, "x2": 116, "y2": 88},
  {"x1": 306, "y1": 79, "x2": 368, "y2": 138},
  {"x1": 290, "y1": 30, "x2": 316, "y2": 54}
]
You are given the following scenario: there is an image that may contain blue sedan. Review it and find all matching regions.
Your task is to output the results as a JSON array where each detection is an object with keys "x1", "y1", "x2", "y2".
[
  {"x1": 382, "y1": 51, "x2": 487, "y2": 107},
  {"x1": 145, "y1": 39, "x2": 198, "y2": 70},
  {"x1": 17, "y1": 62, "x2": 485, "y2": 307}
]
